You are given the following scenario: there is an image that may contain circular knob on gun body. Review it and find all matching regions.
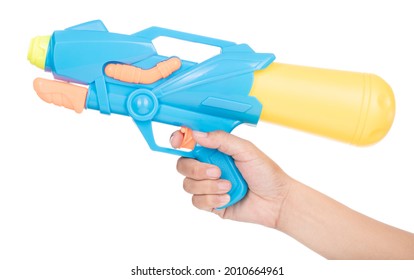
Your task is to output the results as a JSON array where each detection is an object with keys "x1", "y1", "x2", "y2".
[{"x1": 127, "y1": 89, "x2": 159, "y2": 121}]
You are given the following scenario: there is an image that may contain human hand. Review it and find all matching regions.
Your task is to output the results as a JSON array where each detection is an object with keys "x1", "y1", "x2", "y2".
[
  {"x1": 170, "y1": 130, "x2": 295, "y2": 228},
  {"x1": 171, "y1": 130, "x2": 414, "y2": 259}
]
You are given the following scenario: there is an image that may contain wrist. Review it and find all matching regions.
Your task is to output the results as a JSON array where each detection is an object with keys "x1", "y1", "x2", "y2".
[{"x1": 273, "y1": 178, "x2": 300, "y2": 231}]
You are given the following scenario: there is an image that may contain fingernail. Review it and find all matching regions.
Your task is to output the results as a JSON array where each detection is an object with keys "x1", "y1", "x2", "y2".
[
  {"x1": 218, "y1": 181, "x2": 231, "y2": 192},
  {"x1": 206, "y1": 168, "x2": 220, "y2": 178},
  {"x1": 169, "y1": 133, "x2": 175, "y2": 146},
  {"x1": 193, "y1": 131, "x2": 207, "y2": 138},
  {"x1": 219, "y1": 195, "x2": 230, "y2": 205}
]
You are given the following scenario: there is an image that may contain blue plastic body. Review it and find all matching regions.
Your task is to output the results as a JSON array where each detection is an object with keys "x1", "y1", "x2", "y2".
[{"x1": 44, "y1": 20, "x2": 275, "y2": 208}]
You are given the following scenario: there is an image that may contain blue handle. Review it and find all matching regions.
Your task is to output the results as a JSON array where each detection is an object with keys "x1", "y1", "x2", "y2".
[{"x1": 194, "y1": 146, "x2": 248, "y2": 209}]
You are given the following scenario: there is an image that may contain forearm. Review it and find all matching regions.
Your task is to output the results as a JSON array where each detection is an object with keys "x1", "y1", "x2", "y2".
[{"x1": 277, "y1": 181, "x2": 414, "y2": 259}]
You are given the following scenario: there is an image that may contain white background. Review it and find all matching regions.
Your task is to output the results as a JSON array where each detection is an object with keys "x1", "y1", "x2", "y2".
[{"x1": 1, "y1": 0, "x2": 413, "y2": 279}]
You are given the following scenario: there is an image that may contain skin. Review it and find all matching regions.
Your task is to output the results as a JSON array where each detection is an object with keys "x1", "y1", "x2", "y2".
[{"x1": 170, "y1": 130, "x2": 414, "y2": 260}]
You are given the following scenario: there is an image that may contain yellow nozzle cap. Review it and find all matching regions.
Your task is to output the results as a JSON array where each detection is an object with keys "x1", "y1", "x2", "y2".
[{"x1": 28, "y1": 35, "x2": 50, "y2": 70}]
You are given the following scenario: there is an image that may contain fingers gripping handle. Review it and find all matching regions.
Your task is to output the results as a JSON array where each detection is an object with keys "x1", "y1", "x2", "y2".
[
  {"x1": 194, "y1": 146, "x2": 248, "y2": 209},
  {"x1": 133, "y1": 122, "x2": 247, "y2": 208}
]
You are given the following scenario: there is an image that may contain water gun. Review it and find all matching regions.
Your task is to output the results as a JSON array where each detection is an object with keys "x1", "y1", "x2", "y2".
[{"x1": 28, "y1": 20, "x2": 395, "y2": 208}]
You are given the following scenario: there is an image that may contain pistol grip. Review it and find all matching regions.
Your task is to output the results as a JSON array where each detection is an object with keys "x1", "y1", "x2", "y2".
[{"x1": 194, "y1": 146, "x2": 248, "y2": 209}]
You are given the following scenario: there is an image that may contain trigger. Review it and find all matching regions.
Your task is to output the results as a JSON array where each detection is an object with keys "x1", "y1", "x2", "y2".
[{"x1": 179, "y1": 127, "x2": 196, "y2": 150}]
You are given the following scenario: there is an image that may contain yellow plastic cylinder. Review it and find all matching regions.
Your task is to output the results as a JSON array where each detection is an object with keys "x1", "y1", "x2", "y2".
[{"x1": 250, "y1": 63, "x2": 395, "y2": 146}]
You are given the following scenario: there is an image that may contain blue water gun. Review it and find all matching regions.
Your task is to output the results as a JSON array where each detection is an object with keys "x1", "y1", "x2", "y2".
[
  {"x1": 28, "y1": 20, "x2": 275, "y2": 208},
  {"x1": 28, "y1": 20, "x2": 396, "y2": 209}
]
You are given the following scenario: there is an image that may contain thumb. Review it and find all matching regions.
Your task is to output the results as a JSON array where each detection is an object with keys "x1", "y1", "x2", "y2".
[{"x1": 192, "y1": 130, "x2": 255, "y2": 160}]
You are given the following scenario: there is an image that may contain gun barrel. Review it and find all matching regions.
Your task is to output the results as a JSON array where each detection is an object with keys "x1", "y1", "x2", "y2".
[{"x1": 250, "y1": 63, "x2": 395, "y2": 146}]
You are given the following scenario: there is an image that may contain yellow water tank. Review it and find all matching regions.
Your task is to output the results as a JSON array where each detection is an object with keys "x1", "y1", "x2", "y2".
[{"x1": 250, "y1": 63, "x2": 395, "y2": 146}]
